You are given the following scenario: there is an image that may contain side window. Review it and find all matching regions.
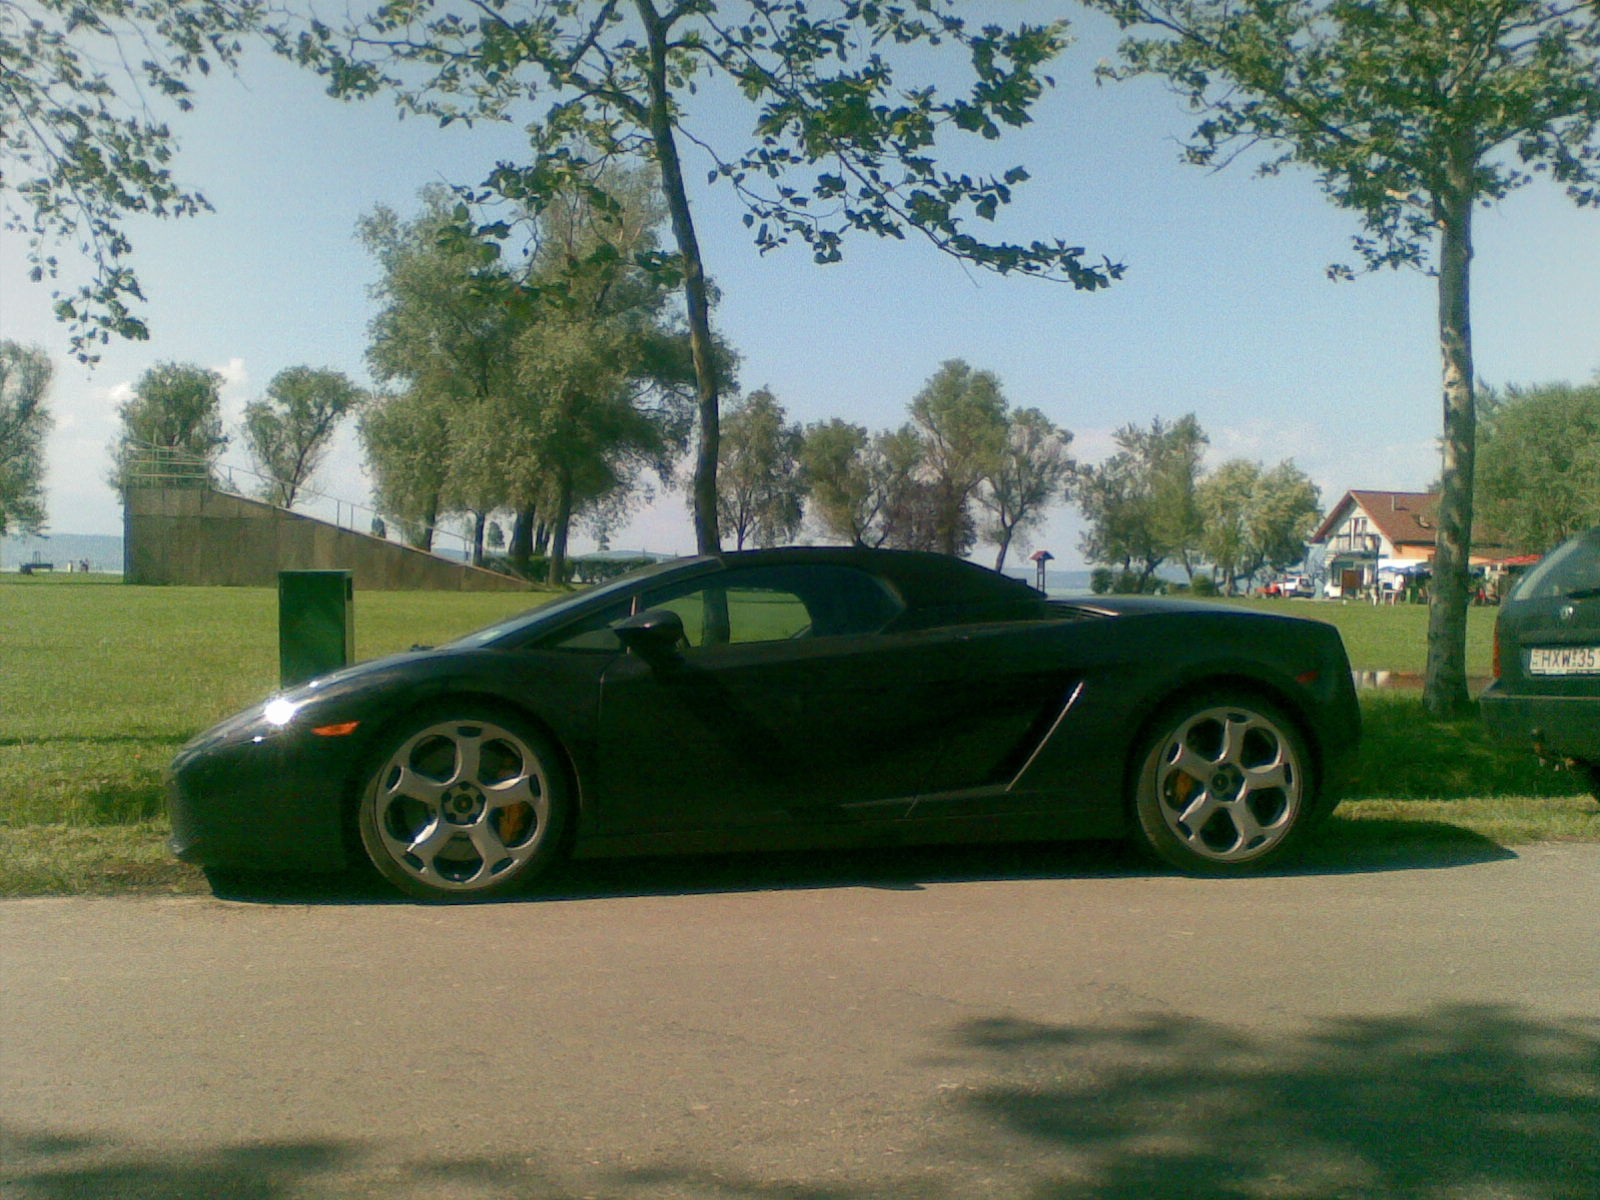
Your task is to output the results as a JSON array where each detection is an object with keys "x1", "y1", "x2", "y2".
[
  {"x1": 728, "y1": 587, "x2": 813, "y2": 642},
  {"x1": 544, "y1": 600, "x2": 632, "y2": 652},
  {"x1": 650, "y1": 588, "x2": 716, "y2": 647},
  {"x1": 641, "y1": 564, "x2": 901, "y2": 648},
  {"x1": 641, "y1": 584, "x2": 810, "y2": 648},
  {"x1": 544, "y1": 563, "x2": 904, "y2": 653}
]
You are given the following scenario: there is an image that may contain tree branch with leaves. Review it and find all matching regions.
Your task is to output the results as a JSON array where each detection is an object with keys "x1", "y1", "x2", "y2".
[
  {"x1": 277, "y1": 0, "x2": 1121, "y2": 552},
  {"x1": 1087, "y1": 0, "x2": 1600, "y2": 714}
]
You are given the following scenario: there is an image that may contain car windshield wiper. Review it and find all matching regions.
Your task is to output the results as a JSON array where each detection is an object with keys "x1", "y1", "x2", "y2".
[{"x1": 1565, "y1": 587, "x2": 1600, "y2": 601}]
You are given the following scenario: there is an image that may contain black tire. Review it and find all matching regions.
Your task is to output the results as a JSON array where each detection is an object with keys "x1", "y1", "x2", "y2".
[
  {"x1": 1130, "y1": 691, "x2": 1317, "y2": 875},
  {"x1": 357, "y1": 706, "x2": 568, "y2": 901}
]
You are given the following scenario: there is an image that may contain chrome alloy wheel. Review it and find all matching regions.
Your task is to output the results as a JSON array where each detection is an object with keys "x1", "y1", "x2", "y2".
[
  {"x1": 1140, "y1": 701, "x2": 1307, "y2": 869},
  {"x1": 361, "y1": 716, "x2": 557, "y2": 898}
]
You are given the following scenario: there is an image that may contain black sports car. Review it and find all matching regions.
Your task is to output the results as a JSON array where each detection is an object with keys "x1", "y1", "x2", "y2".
[
  {"x1": 168, "y1": 547, "x2": 1361, "y2": 899},
  {"x1": 1480, "y1": 527, "x2": 1600, "y2": 797}
]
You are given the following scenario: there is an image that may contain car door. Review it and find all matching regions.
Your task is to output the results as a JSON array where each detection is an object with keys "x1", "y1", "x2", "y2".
[
  {"x1": 591, "y1": 564, "x2": 959, "y2": 835},
  {"x1": 879, "y1": 619, "x2": 1083, "y2": 818},
  {"x1": 591, "y1": 566, "x2": 1078, "y2": 835}
]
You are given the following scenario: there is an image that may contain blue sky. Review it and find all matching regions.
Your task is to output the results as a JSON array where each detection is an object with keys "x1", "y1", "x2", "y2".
[{"x1": 2, "y1": 5, "x2": 1597, "y2": 569}]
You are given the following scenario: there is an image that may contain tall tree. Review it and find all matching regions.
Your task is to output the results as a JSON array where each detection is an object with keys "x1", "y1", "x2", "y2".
[
  {"x1": 1476, "y1": 377, "x2": 1600, "y2": 553},
  {"x1": 511, "y1": 165, "x2": 698, "y2": 582},
  {"x1": 980, "y1": 407, "x2": 1075, "y2": 572},
  {"x1": 1, "y1": 0, "x2": 262, "y2": 359},
  {"x1": 1149, "y1": 412, "x2": 1207, "y2": 581},
  {"x1": 359, "y1": 389, "x2": 453, "y2": 551},
  {"x1": 909, "y1": 360, "x2": 1009, "y2": 557},
  {"x1": 873, "y1": 424, "x2": 941, "y2": 552},
  {"x1": 359, "y1": 188, "x2": 528, "y2": 564},
  {"x1": 1089, "y1": 0, "x2": 1600, "y2": 714},
  {"x1": 1075, "y1": 414, "x2": 1209, "y2": 590},
  {"x1": 799, "y1": 418, "x2": 877, "y2": 547},
  {"x1": 242, "y1": 366, "x2": 363, "y2": 508},
  {"x1": 110, "y1": 361, "x2": 227, "y2": 490},
  {"x1": 798, "y1": 418, "x2": 934, "y2": 549},
  {"x1": 281, "y1": 1, "x2": 1121, "y2": 553},
  {"x1": 516, "y1": 317, "x2": 689, "y2": 583},
  {"x1": 718, "y1": 388, "x2": 805, "y2": 550},
  {"x1": 0, "y1": 341, "x2": 54, "y2": 536},
  {"x1": 1198, "y1": 458, "x2": 1322, "y2": 593}
]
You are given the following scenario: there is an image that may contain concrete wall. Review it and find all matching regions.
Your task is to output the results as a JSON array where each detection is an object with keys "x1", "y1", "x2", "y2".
[{"x1": 124, "y1": 487, "x2": 530, "y2": 591}]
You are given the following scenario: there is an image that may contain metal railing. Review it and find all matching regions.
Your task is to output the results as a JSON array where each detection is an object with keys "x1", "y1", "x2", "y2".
[{"x1": 118, "y1": 441, "x2": 478, "y2": 562}]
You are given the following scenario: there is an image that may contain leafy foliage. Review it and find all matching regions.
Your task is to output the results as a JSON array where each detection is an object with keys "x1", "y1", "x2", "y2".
[
  {"x1": 109, "y1": 361, "x2": 227, "y2": 490},
  {"x1": 1092, "y1": 0, "x2": 1600, "y2": 275},
  {"x1": 0, "y1": 0, "x2": 262, "y2": 359},
  {"x1": 1476, "y1": 377, "x2": 1600, "y2": 553},
  {"x1": 0, "y1": 341, "x2": 54, "y2": 536},
  {"x1": 909, "y1": 360, "x2": 1009, "y2": 557},
  {"x1": 359, "y1": 388, "x2": 453, "y2": 550},
  {"x1": 1087, "y1": 0, "x2": 1600, "y2": 714},
  {"x1": 242, "y1": 366, "x2": 364, "y2": 509},
  {"x1": 797, "y1": 417, "x2": 875, "y2": 546},
  {"x1": 1197, "y1": 458, "x2": 1322, "y2": 594},
  {"x1": 358, "y1": 173, "x2": 696, "y2": 578},
  {"x1": 275, "y1": 0, "x2": 1121, "y2": 550},
  {"x1": 978, "y1": 406, "x2": 1074, "y2": 572},
  {"x1": 718, "y1": 388, "x2": 804, "y2": 549},
  {"x1": 1075, "y1": 414, "x2": 1207, "y2": 589}
]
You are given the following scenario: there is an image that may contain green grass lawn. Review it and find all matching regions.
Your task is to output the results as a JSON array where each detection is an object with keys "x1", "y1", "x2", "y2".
[
  {"x1": 1209, "y1": 594, "x2": 1498, "y2": 676},
  {"x1": 0, "y1": 575, "x2": 1591, "y2": 896}
]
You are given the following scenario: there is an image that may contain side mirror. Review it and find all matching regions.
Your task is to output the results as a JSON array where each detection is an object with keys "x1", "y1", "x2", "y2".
[{"x1": 614, "y1": 608, "x2": 686, "y2": 663}]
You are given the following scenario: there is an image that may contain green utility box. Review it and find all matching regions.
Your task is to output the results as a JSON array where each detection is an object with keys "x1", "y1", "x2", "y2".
[{"x1": 279, "y1": 570, "x2": 354, "y2": 687}]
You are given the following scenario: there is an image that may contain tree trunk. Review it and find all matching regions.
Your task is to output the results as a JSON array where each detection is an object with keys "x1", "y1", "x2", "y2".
[
  {"x1": 414, "y1": 493, "x2": 439, "y2": 553},
  {"x1": 510, "y1": 504, "x2": 535, "y2": 574},
  {"x1": 1423, "y1": 160, "x2": 1478, "y2": 717},
  {"x1": 547, "y1": 470, "x2": 574, "y2": 586},
  {"x1": 993, "y1": 530, "x2": 1013, "y2": 573},
  {"x1": 636, "y1": 0, "x2": 721, "y2": 554},
  {"x1": 470, "y1": 509, "x2": 487, "y2": 567}
]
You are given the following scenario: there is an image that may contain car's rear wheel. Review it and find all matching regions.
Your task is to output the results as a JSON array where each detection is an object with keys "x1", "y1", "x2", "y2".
[
  {"x1": 357, "y1": 707, "x2": 567, "y2": 901},
  {"x1": 1131, "y1": 692, "x2": 1316, "y2": 875}
]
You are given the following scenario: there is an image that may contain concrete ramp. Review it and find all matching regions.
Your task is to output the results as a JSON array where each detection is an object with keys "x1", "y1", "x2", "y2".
[{"x1": 123, "y1": 486, "x2": 530, "y2": 591}]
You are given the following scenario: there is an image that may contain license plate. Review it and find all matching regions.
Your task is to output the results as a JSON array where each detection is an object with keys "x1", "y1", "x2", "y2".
[{"x1": 1528, "y1": 646, "x2": 1600, "y2": 675}]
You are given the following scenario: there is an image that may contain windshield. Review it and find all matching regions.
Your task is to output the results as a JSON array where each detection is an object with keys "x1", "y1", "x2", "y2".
[
  {"x1": 444, "y1": 557, "x2": 710, "y2": 648},
  {"x1": 1510, "y1": 530, "x2": 1600, "y2": 602}
]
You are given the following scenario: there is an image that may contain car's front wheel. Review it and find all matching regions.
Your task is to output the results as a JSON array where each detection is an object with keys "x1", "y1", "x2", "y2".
[
  {"x1": 357, "y1": 707, "x2": 567, "y2": 901},
  {"x1": 1131, "y1": 693, "x2": 1316, "y2": 875}
]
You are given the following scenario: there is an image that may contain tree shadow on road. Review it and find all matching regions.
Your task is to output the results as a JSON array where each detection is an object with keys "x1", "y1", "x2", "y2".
[
  {"x1": 7, "y1": 1003, "x2": 1595, "y2": 1198},
  {"x1": 929, "y1": 1002, "x2": 1600, "y2": 1199}
]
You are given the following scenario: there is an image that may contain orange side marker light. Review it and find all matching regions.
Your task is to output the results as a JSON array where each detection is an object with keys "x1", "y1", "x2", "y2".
[{"x1": 312, "y1": 721, "x2": 361, "y2": 737}]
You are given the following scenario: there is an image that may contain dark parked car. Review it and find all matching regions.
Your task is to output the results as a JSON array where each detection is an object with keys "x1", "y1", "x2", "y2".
[
  {"x1": 169, "y1": 547, "x2": 1362, "y2": 900},
  {"x1": 1481, "y1": 528, "x2": 1600, "y2": 797}
]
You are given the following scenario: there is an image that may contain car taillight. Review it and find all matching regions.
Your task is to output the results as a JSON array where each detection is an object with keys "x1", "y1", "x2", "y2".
[{"x1": 1493, "y1": 623, "x2": 1502, "y2": 679}]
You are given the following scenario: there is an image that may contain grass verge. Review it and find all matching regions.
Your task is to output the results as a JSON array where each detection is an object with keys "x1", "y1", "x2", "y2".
[{"x1": 1, "y1": 576, "x2": 1592, "y2": 897}]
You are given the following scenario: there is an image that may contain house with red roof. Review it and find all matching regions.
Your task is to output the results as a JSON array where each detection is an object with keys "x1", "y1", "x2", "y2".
[{"x1": 1311, "y1": 491, "x2": 1516, "y2": 598}]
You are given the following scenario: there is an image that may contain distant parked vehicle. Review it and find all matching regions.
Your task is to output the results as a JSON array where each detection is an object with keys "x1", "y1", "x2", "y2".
[
  {"x1": 1480, "y1": 528, "x2": 1600, "y2": 799},
  {"x1": 1264, "y1": 575, "x2": 1314, "y2": 598}
]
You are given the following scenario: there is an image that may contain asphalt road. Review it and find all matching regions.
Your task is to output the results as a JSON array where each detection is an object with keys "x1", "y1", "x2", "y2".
[{"x1": 3, "y1": 840, "x2": 1597, "y2": 1199}]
